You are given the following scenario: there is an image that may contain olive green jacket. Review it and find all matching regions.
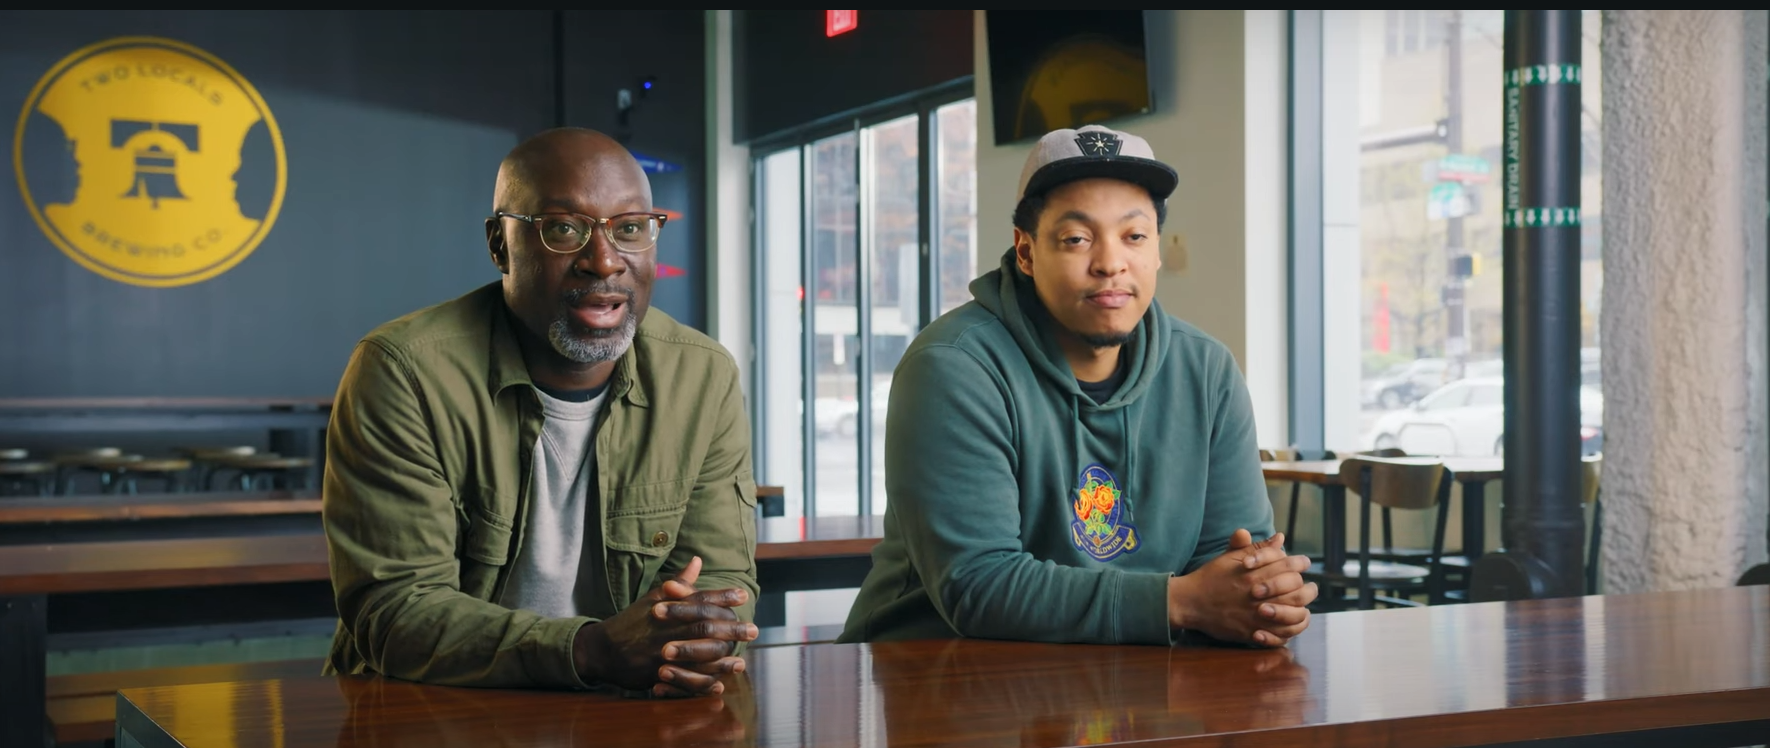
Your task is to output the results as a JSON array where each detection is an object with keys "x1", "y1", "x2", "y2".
[{"x1": 321, "y1": 282, "x2": 759, "y2": 688}]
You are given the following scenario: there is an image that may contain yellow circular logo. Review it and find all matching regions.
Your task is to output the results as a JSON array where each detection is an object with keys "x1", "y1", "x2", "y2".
[{"x1": 13, "y1": 36, "x2": 287, "y2": 288}]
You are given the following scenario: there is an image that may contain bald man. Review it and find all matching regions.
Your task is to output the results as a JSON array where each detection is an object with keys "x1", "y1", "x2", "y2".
[{"x1": 322, "y1": 128, "x2": 760, "y2": 698}]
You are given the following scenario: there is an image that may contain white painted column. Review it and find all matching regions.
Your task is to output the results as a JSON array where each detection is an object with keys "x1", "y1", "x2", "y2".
[
  {"x1": 1599, "y1": 9, "x2": 1768, "y2": 591},
  {"x1": 1243, "y1": 9, "x2": 1293, "y2": 449},
  {"x1": 1320, "y1": 11, "x2": 1365, "y2": 454},
  {"x1": 705, "y1": 10, "x2": 752, "y2": 396}
]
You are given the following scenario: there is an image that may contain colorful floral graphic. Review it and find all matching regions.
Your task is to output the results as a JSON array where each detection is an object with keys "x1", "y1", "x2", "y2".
[
  {"x1": 1073, "y1": 480, "x2": 1120, "y2": 539},
  {"x1": 1069, "y1": 464, "x2": 1139, "y2": 561}
]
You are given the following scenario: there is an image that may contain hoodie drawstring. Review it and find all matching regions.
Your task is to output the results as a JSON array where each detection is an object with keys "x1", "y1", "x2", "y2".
[
  {"x1": 1072, "y1": 393, "x2": 1138, "y2": 526},
  {"x1": 1122, "y1": 407, "x2": 1136, "y2": 524}
]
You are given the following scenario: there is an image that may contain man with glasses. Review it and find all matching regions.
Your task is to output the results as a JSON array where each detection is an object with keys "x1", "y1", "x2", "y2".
[{"x1": 323, "y1": 128, "x2": 759, "y2": 698}]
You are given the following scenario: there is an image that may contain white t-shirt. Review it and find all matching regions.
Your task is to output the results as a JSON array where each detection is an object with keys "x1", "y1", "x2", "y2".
[{"x1": 498, "y1": 385, "x2": 608, "y2": 619}]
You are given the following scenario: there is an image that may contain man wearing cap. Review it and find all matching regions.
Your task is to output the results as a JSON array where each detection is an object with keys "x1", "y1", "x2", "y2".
[{"x1": 839, "y1": 125, "x2": 1318, "y2": 647}]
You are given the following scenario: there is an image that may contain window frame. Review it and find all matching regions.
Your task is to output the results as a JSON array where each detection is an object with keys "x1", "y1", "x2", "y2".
[{"x1": 748, "y1": 80, "x2": 974, "y2": 520}]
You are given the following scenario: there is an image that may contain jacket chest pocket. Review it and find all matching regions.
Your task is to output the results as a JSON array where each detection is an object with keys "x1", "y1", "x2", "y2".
[
  {"x1": 604, "y1": 481, "x2": 691, "y2": 601},
  {"x1": 459, "y1": 487, "x2": 516, "y2": 599}
]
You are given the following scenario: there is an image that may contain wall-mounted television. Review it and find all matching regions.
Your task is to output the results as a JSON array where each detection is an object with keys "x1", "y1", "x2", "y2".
[{"x1": 985, "y1": 10, "x2": 1154, "y2": 146}]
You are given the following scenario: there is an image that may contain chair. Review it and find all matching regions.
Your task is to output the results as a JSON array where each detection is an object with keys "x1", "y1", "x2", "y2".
[
  {"x1": 1305, "y1": 455, "x2": 1454, "y2": 610},
  {"x1": 1335, "y1": 448, "x2": 1479, "y2": 599}
]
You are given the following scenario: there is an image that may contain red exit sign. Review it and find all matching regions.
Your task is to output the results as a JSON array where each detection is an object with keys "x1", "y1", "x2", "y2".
[{"x1": 826, "y1": 10, "x2": 858, "y2": 37}]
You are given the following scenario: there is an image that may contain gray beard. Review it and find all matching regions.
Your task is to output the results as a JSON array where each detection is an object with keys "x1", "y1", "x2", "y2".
[{"x1": 548, "y1": 309, "x2": 637, "y2": 364}]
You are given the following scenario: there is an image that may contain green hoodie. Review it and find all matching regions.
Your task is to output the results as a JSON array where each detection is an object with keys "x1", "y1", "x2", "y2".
[{"x1": 838, "y1": 249, "x2": 1274, "y2": 645}]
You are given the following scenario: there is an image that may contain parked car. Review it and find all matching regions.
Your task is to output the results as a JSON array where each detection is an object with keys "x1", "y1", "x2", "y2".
[
  {"x1": 1464, "y1": 358, "x2": 1503, "y2": 379},
  {"x1": 809, "y1": 379, "x2": 891, "y2": 438},
  {"x1": 1362, "y1": 358, "x2": 1450, "y2": 410},
  {"x1": 1361, "y1": 377, "x2": 1603, "y2": 457},
  {"x1": 1457, "y1": 355, "x2": 1602, "y2": 393}
]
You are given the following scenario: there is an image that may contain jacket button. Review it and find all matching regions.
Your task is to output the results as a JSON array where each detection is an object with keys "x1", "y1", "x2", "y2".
[{"x1": 652, "y1": 531, "x2": 669, "y2": 547}]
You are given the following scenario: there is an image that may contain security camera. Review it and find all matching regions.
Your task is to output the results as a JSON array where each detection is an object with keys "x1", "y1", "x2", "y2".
[{"x1": 617, "y1": 75, "x2": 656, "y2": 127}]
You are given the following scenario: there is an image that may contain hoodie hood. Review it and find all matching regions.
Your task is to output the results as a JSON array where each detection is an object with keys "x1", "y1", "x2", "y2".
[{"x1": 969, "y1": 248, "x2": 1169, "y2": 411}]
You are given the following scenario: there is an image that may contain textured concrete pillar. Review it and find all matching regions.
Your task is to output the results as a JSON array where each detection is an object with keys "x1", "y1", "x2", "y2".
[{"x1": 1600, "y1": 9, "x2": 1768, "y2": 592}]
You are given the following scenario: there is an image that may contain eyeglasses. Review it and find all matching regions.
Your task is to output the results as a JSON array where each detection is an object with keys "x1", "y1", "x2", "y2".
[{"x1": 493, "y1": 211, "x2": 668, "y2": 254}]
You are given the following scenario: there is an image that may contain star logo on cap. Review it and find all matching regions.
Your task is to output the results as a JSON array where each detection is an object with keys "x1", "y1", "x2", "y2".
[{"x1": 1075, "y1": 131, "x2": 1122, "y2": 157}]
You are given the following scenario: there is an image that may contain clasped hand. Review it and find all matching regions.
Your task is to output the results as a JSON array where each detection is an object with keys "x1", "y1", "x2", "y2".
[
  {"x1": 574, "y1": 556, "x2": 759, "y2": 698},
  {"x1": 1169, "y1": 529, "x2": 1318, "y2": 647}
]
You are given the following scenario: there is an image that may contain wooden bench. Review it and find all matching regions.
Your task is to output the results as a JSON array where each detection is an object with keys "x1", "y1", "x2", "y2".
[{"x1": 47, "y1": 658, "x2": 325, "y2": 745}]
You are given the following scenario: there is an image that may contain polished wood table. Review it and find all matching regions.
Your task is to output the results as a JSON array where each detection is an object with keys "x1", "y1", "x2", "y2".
[
  {"x1": 113, "y1": 586, "x2": 1770, "y2": 747},
  {"x1": 0, "y1": 517, "x2": 880, "y2": 748},
  {"x1": 1263, "y1": 458, "x2": 1503, "y2": 598},
  {"x1": 0, "y1": 533, "x2": 332, "y2": 748}
]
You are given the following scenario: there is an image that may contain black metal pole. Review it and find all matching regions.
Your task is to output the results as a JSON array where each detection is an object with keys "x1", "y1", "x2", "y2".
[{"x1": 1473, "y1": 9, "x2": 1585, "y2": 601}]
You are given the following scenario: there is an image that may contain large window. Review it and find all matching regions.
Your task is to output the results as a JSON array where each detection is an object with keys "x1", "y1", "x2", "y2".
[
  {"x1": 1320, "y1": 10, "x2": 1604, "y2": 458},
  {"x1": 753, "y1": 93, "x2": 977, "y2": 519}
]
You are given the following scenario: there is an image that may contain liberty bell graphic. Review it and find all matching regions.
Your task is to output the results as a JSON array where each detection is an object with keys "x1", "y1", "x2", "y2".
[{"x1": 111, "y1": 120, "x2": 200, "y2": 209}]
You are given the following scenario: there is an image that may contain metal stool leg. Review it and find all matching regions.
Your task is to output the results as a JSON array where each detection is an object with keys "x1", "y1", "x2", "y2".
[{"x1": 1284, "y1": 483, "x2": 1301, "y2": 542}]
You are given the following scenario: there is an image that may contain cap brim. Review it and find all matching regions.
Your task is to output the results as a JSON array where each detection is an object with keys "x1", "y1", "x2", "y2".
[{"x1": 1020, "y1": 157, "x2": 1179, "y2": 203}]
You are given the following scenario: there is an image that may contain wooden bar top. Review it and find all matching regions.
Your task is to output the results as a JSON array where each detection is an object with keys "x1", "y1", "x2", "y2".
[
  {"x1": 2, "y1": 488, "x2": 772, "y2": 527},
  {"x1": 115, "y1": 585, "x2": 1770, "y2": 747},
  {"x1": 0, "y1": 534, "x2": 331, "y2": 596},
  {"x1": 756, "y1": 514, "x2": 884, "y2": 561},
  {"x1": 0, "y1": 396, "x2": 333, "y2": 410},
  {"x1": 0, "y1": 513, "x2": 876, "y2": 596},
  {"x1": 0, "y1": 491, "x2": 320, "y2": 525},
  {"x1": 1264, "y1": 457, "x2": 1504, "y2": 484}
]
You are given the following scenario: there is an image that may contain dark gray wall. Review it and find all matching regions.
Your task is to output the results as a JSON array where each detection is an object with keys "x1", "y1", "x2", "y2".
[
  {"x1": 735, "y1": 10, "x2": 973, "y2": 143},
  {"x1": 0, "y1": 10, "x2": 705, "y2": 399},
  {"x1": 561, "y1": 9, "x2": 707, "y2": 336}
]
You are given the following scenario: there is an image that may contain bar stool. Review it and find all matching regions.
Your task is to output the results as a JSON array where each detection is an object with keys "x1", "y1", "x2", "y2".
[
  {"x1": 211, "y1": 452, "x2": 316, "y2": 491},
  {"x1": 99, "y1": 456, "x2": 195, "y2": 494},
  {"x1": 175, "y1": 445, "x2": 258, "y2": 492},
  {"x1": 52, "y1": 447, "x2": 127, "y2": 494},
  {"x1": 0, "y1": 459, "x2": 55, "y2": 497}
]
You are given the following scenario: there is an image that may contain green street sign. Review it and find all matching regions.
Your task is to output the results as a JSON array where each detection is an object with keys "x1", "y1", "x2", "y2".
[{"x1": 1437, "y1": 154, "x2": 1491, "y2": 183}]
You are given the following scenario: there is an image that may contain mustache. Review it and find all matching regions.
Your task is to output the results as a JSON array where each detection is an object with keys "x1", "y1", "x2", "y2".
[{"x1": 562, "y1": 281, "x2": 635, "y2": 305}]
